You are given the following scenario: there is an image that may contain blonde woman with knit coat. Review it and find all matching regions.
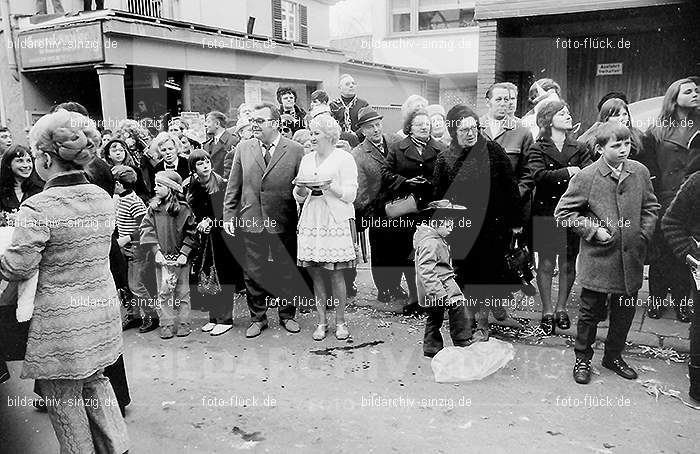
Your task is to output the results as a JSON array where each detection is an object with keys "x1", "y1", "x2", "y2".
[{"x1": 0, "y1": 110, "x2": 129, "y2": 453}]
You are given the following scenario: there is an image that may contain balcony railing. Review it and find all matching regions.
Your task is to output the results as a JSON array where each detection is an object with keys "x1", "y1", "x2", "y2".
[{"x1": 113, "y1": 0, "x2": 173, "y2": 19}]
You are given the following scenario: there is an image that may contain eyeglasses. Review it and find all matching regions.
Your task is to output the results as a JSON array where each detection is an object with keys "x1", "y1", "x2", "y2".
[{"x1": 252, "y1": 117, "x2": 272, "y2": 125}]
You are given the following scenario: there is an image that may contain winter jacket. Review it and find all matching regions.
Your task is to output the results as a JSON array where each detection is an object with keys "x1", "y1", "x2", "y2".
[
  {"x1": 140, "y1": 200, "x2": 198, "y2": 259},
  {"x1": 554, "y1": 157, "x2": 659, "y2": 294},
  {"x1": 413, "y1": 224, "x2": 463, "y2": 307},
  {"x1": 523, "y1": 137, "x2": 593, "y2": 218}
]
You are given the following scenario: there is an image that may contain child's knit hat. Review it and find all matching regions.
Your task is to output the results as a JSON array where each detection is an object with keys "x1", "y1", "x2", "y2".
[{"x1": 155, "y1": 170, "x2": 183, "y2": 194}]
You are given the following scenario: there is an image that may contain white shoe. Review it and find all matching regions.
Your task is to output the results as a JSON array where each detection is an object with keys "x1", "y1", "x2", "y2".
[
  {"x1": 201, "y1": 322, "x2": 216, "y2": 332},
  {"x1": 312, "y1": 324, "x2": 328, "y2": 341},
  {"x1": 210, "y1": 324, "x2": 233, "y2": 336}
]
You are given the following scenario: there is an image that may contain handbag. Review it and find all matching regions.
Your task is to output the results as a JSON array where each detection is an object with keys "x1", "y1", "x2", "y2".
[
  {"x1": 384, "y1": 194, "x2": 418, "y2": 219},
  {"x1": 197, "y1": 235, "x2": 222, "y2": 296},
  {"x1": 503, "y1": 232, "x2": 536, "y2": 296}
]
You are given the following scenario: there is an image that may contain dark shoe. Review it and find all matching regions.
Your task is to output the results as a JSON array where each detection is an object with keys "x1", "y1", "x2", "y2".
[
  {"x1": 347, "y1": 283, "x2": 358, "y2": 298},
  {"x1": 390, "y1": 286, "x2": 408, "y2": 300},
  {"x1": 554, "y1": 311, "x2": 571, "y2": 330},
  {"x1": 491, "y1": 306, "x2": 508, "y2": 321},
  {"x1": 138, "y1": 316, "x2": 159, "y2": 334},
  {"x1": 377, "y1": 289, "x2": 391, "y2": 303},
  {"x1": 602, "y1": 356, "x2": 638, "y2": 380},
  {"x1": 539, "y1": 314, "x2": 555, "y2": 335},
  {"x1": 573, "y1": 358, "x2": 592, "y2": 384},
  {"x1": 646, "y1": 305, "x2": 662, "y2": 319},
  {"x1": 245, "y1": 321, "x2": 268, "y2": 338},
  {"x1": 34, "y1": 398, "x2": 48, "y2": 413},
  {"x1": 281, "y1": 318, "x2": 300, "y2": 333},
  {"x1": 122, "y1": 314, "x2": 142, "y2": 331},
  {"x1": 402, "y1": 301, "x2": 421, "y2": 317},
  {"x1": 676, "y1": 304, "x2": 691, "y2": 323},
  {"x1": 689, "y1": 364, "x2": 700, "y2": 402}
]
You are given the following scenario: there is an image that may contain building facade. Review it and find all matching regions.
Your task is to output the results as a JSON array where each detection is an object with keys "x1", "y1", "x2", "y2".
[
  {"x1": 474, "y1": 0, "x2": 700, "y2": 128},
  {"x1": 330, "y1": 0, "x2": 480, "y2": 111},
  {"x1": 0, "y1": 0, "x2": 435, "y2": 140}
]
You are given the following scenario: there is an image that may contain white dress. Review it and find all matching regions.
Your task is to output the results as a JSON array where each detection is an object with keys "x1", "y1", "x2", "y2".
[{"x1": 294, "y1": 149, "x2": 358, "y2": 269}]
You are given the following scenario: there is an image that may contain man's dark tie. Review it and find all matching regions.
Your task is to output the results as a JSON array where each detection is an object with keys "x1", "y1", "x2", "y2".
[{"x1": 262, "y1": 143, "x2": 272, "y2": 166}]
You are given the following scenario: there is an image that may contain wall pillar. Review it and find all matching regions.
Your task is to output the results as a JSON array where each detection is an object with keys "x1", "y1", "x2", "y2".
[
  {"x1": 95, "y1": 64, "x2": 127, "y2": 129},
  {"x1": 476, "y1": 20, "x2": 504, "y2": 113}
]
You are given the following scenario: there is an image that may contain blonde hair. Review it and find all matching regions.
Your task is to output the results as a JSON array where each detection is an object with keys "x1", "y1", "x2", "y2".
[
  {"x1": 401, "y1": 95, "x2": 428, "y2": 121},
  {"x1": 152, "y1": 131, "x2": 182, "y2": 155},
  {"x1": 308, "y1": 115, "x2": 341, "y2": 144},
  {"x1": 30, "y1": 110, "x2": 100, "y2": 168}
]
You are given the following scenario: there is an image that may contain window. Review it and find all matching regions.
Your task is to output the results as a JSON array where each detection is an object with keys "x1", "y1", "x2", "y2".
[
  {"x1": 391, "y1": 0, "x2": 411, "y2": 33},
  {"x1": 272, "y1": 0, "x2": 308, "y2": 43},
  {"x1": 282, "y1": 1, "x2": 298, "y2": 41},
  {"x1": 389, "y1": 0, "x2": 475, "y2": 34}
]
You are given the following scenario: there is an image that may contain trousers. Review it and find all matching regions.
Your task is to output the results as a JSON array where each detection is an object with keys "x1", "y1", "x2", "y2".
[
  {"x1": 574, "y1": 288, "x2": 637, "y2": 360},
  {"x1": 36, "y1": 371, "x2": 129, "y2": 454}
]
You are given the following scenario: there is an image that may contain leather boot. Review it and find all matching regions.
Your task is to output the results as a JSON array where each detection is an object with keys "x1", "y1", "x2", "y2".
[{"x1": 689, "y1": 364, "x2": 700, "y2": 402}]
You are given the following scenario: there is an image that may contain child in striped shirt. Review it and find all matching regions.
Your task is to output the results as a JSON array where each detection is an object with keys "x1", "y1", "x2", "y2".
[{"x1": 112, "y1": 165, "x2": 158, "y2": 333}]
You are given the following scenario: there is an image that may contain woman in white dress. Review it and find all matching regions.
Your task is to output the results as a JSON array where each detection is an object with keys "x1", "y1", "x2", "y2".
[{"x1": 293, "y1": 115, "x2": 358, "y2": 341}]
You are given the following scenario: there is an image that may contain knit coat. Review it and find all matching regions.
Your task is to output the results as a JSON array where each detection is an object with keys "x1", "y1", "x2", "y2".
[
  {"x1": 554, "y1": 158, "x2": 660, "y2": 294},
  {"x1": 0, "y1": 171, "x2": 122, "y2": 380}
]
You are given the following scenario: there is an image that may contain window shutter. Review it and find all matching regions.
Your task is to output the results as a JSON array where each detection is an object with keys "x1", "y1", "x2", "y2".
[
  {"x1": 272, "y1": 0, "x2": 283, "y2": 39},
  {"x1": 300, "y1": 4, "x2": 308, "y2": 44}
]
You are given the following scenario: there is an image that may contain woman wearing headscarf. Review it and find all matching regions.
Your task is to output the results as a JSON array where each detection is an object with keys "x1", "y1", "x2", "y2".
[{"x1": 0, "y1": 110, "x2": 129, "y2": 453}]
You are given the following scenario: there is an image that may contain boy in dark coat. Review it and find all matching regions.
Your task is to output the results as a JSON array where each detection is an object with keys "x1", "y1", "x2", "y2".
[
  {"x1": 414, "y1": 202, "x2": 471, "y2": 357},
  {"x1": 555, "y1": 123, "x2": 659, "y2": 384}
]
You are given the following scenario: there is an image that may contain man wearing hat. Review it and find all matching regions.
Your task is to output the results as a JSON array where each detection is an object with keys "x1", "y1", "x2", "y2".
[
  {"x1": 351, "y1": 106, "x2": 405, "y2": 303},
  {"x1": 414, "y1": 201, "x2": 471, "y2": 357}
]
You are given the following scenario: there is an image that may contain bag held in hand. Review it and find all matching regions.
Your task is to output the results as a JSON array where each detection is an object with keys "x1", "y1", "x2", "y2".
[
  {"x1": 504, "y1": 232, "x2": 536, "y2": 296},
  {"x1": 385, "y1": 194, "x2": 418, "y2": 219},
  {"x1": 197, "y1": 235, "x2": 222, "y2": 296}
]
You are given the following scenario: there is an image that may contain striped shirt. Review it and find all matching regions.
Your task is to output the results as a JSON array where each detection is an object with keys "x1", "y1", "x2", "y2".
[{"x1": 116, "y1": 191, "x2": 147, "y2": 239}]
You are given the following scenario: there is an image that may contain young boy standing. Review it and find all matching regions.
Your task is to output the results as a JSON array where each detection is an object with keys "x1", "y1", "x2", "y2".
[
  {"x1": 112, "y1": 165, "x2": 158, "y2": 333},
  {"x1": 414, "y1": 201, "x2": 471, "y2": 357},
  {"x1": 555, "y1": 123, "x2": 660, "y2": 384}
]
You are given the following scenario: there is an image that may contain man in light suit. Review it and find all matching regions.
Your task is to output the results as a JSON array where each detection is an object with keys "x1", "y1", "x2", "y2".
[
  {"x1": 204, "y1": 111, "x2": 238, "y2": 178},
  {"x1": 223, "y1": 103, "x2": 304, "y2": 338}
]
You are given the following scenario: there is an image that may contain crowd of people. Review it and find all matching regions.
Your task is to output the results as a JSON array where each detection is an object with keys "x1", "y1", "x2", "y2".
[{"x1": 0, "y1": 72, "x2": 698, "y2": 452}]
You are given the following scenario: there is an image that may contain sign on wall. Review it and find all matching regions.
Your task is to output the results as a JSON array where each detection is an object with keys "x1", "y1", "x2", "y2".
[
  {"x1": 18, "y1": 23, "x2": 105, "y2": 70},
  {"x1": 596, "y1": 62, "x2": 623, "y2": 76}
]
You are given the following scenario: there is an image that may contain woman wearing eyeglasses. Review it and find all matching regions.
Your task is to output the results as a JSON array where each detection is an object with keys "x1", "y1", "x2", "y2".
[{"x1": 434, "y1": 104, "x2": 521, "y2": 342}]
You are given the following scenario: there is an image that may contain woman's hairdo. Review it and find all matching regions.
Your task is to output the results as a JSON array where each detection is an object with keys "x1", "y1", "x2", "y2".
[
  {"x1": 402, "y1": 108, "x2": 430, "y2": 137},
  {"x1": 277, "y1": 86, "x2": 297, "y2": 103},
  {"x1": 309, "y1": 115, "x2": 341, "y2": 144},
  {"x1": 152, "y1": 131, "x2": 182, "y2": 154},
  {"x1": 30, "y1": 110, "x2": 100, "y2": 167}
]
